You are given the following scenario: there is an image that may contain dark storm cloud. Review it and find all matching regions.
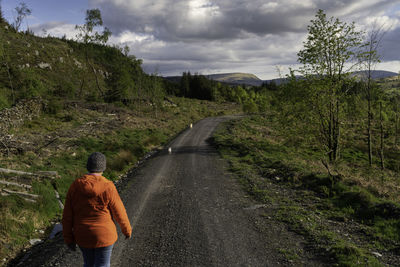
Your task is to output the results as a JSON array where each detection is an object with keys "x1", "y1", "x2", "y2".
[
  {"x1": 87, "y1": 0, "x2": 399, "y2": 78},
  {"x1": 381, "y1": 27, "x2": 400, "y2": 61},
  {"x1": 90, "y1": 0, "x2": 314, "y2": 41},
  {"x1": 91, "y1": 0, "x2": 399, "y2": 41}
]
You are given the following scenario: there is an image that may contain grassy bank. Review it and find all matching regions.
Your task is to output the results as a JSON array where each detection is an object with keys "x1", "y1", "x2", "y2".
[
  {"x1": 212, "y1": 114, "x2": 400, "y2": 266},
  {"x1": 0, "y1": 97, "x2": 240, "y2": 263}
]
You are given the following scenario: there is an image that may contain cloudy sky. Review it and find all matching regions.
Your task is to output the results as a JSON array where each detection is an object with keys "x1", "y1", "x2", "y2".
[{"x1": 2, "y1": 0, "x2": 400, "y2": 79}]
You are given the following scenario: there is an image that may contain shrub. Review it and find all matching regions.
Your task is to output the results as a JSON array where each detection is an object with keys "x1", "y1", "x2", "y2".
[
  {"x1": 0, "y1": 91, "x2": 10, "y2": 110},
  {"x1": 108, "y1": 150, "x2": 136, "y2": 172}
]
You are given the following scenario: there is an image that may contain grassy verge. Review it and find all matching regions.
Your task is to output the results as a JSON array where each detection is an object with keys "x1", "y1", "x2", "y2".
[
  {"x1": 0, "y1": 97, "x2": 240, "y2": 263},
  {"x1": 212, "y1": 114, "x2": 400, "y2": 266}
]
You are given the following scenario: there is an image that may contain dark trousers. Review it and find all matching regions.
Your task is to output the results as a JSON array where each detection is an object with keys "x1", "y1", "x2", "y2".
[{"x1": 79, "y1": 244, "x2": 114, "y2": 267}]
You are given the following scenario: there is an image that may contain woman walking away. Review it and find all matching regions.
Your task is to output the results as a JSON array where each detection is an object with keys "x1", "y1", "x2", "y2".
[{"x1": 62, "y1": 152, "x2": 132, "y2": 267}]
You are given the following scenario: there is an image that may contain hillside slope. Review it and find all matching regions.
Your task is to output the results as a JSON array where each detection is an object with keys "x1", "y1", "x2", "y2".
[{"x1": 0, "y1": 21, "x2": 152, "y2": 109}]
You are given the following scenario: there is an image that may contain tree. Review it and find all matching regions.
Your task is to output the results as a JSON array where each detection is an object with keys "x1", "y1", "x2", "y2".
[
  {"x1": 180, "y1": 72, "x2": 191, "y2": 97},
  {"x1": 298, "y1": 9, "x2": 364, "y2": 162},
  {"x1": 75, "y1": 9, "x2": 111, "y2": 45},
  {"x1": 12, "y1": 2, "x2": 31, "y2": 32},
  {"x1": 75, "y1": 9, "x2": 112, "y2": 98},
  {"x1": 360, "y1": 23, "x2": 386, "y2": 166},
  {"x1": 0, "y1": 0, "x2": 4, "y2": 23}
]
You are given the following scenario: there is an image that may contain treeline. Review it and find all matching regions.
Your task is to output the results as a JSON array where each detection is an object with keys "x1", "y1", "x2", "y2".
[{"x1": 165, "y1": 71, "x2": 269, "y2": 113}]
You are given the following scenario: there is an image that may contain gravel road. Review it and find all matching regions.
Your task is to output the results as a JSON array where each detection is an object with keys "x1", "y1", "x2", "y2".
[
  {"x1": 113, "y1": 116, "x2": 271, "y2": 266},
  {"x1": 10, "y1": 116, "x2": 323, "y2": 267}
]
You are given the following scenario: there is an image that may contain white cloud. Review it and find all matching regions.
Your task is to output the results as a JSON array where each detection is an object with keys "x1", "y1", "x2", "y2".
[
  {"x1": 31, "y1": 22, "x2": 78, "y2": 39},
  {"x1": 377, "y1": 60, "x2": 400, "y2": 73},
  {"x1": 84, "y1": 0, "x2": 400, "y2": 79},
  {"x1": 362, "y1": 15, "x2": 400, "y2": 31}
]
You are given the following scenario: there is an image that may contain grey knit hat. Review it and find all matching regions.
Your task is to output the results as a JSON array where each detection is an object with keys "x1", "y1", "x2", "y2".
[{"x1": 87, "y1": 152, "x2": 106, "y2": 173}]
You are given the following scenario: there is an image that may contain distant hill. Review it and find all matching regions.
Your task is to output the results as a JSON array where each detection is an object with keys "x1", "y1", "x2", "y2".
[
  {"x1": 164, "y1": 72, "x2": 264, "y2": 86},
  {"x1": 165, "y1": 70, "x2": 399, "y2": 87},
  {"x1": 206, "y1": 73, "x2": 263, "y2": 86},
  {"x1": 352, "y1": 70, "x2": 398, "y2": 80}
]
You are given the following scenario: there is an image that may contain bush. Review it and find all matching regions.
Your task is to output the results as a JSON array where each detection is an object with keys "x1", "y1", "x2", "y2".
[
  {"x1": 18, "y1": 69, "x2": 46, "y2": 99},
  {"x1": 108, "y1": 150, "x2": 136, "y2": 172},
  {"x1": 0, "y1": 91, "x2": 10, "y2": 110},
  {"x1": 44, "y1": 99, "x2": 63, "y2": 115},
  {"x1": 242, "y1": 99, "x2": 258, "y2": 113}
]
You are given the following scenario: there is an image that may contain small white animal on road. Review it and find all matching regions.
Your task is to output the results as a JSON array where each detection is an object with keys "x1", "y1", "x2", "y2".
[{"x1": 168, "y1": 147, "x2": 172, "y2": 154}]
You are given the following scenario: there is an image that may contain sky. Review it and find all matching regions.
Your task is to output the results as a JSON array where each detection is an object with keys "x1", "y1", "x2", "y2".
[{"x1": 2, "y1": 0, "x2": 400, "y2": 79}]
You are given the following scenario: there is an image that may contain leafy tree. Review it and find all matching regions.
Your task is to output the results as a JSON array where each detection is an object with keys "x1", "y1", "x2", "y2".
[
  {"x1": 12, "y1": 2, "x2": 31, "y2": 32},
  {"x1": 75, "y1": 9, "x2": 111, "y2": 45},
  {"x1": 180, "y1": 72, "x2": 191, "y2": 97},
  {"x1": 298, "y1": 9, "x2": 365, "y2": 162},
  {"x1": 242, "y1": 98, "x2": 258, "y2": 114},
  {"x1": 75, "y1": 9, "x2": 112, "y2": 98},
  {"x1": 360, "y1": 23, "x2": 386, "y2": 166},
  {"x1": 0, "y1": 0, "x2": 4, "y2": 23}
]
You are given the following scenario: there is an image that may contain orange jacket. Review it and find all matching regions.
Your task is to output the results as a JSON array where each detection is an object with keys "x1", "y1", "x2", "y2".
[{"x1": 62, "y1": 174, "x2": 132, "y2": 248}]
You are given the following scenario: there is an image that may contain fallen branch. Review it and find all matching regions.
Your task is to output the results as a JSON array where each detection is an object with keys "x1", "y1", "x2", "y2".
[
  {"x1": 0, "y1": 179, "x2": 32, "y2": 189},
  {"x1": 0, "y1": 168, "x2": 59, "y2": 178},
  {"x1": 0, "y1": 168, "x2": 37, "y2": 177},
  {"x1": 34, "y1": 138, "x2": 58, "y2": 153},
  {"x1": 2, "y1": 188, "x2": 39, "y2": 199},
  {"x1": 54, "y1": 190, "x2": 64, "y2": 210}
]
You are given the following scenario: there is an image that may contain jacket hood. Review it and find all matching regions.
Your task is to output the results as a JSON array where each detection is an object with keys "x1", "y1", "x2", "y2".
[{"x1": 76, "y1": 175, "x2": 107, "y2": 197}]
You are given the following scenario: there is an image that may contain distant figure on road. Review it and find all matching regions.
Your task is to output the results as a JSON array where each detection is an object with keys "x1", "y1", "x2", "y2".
[{"x1": 62, "y1": 152, "x2": 132, "y2": 267}]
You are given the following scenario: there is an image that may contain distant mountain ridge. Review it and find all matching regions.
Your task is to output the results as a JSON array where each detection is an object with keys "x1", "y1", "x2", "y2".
[
  {"x1": 351, "y1": 70, "x2": 399, "y2": 80},
  {"x1": 206, "y1": 73, "x2": 262, "y2": 86},
  {"x1": 165, "y1": 70, "x2": 398, "y2": 87},
  {"x1": 209, "y1": 70, "x2": 399, "y2": 86}
]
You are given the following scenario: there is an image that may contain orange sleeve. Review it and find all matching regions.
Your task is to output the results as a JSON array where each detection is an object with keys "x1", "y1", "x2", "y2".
[
  {"x1": 62, "y1": 183, "x2": 75, "y2": 244},
  {"x1": 109, "y1": 184, "x2": 132, "y2": 237}
]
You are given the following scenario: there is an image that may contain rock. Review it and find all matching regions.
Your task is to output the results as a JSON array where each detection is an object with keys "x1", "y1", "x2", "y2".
[
  {"x1": 27, "y1": 43, "x2": 31, "y2": 48},
  {"x1": 38, "y1": 62, "x2": 52, "y2": 70},
  {"x1": 29, "y1": 239, "x2": 42, "y2": 245},
  {"x1": 372, "y1": 252, "x2": 382, "y2": 257},
  {"x1": 73, "y1": 58, "x2": 82, "y2": 68},
  {"x1": 49, "y1": 223, "x2": 63, "y2": 239},
  {"x1": 59, "y1": 57, "x2": 64, "y2": 63},
  {"x1": 35, "y1": 50, "x2": 39, "y2": 56}
]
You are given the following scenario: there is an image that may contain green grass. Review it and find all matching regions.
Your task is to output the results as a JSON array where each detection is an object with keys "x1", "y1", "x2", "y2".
[{"x1": 212, "y1": 114, "x2": 400, "y2": 266}]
